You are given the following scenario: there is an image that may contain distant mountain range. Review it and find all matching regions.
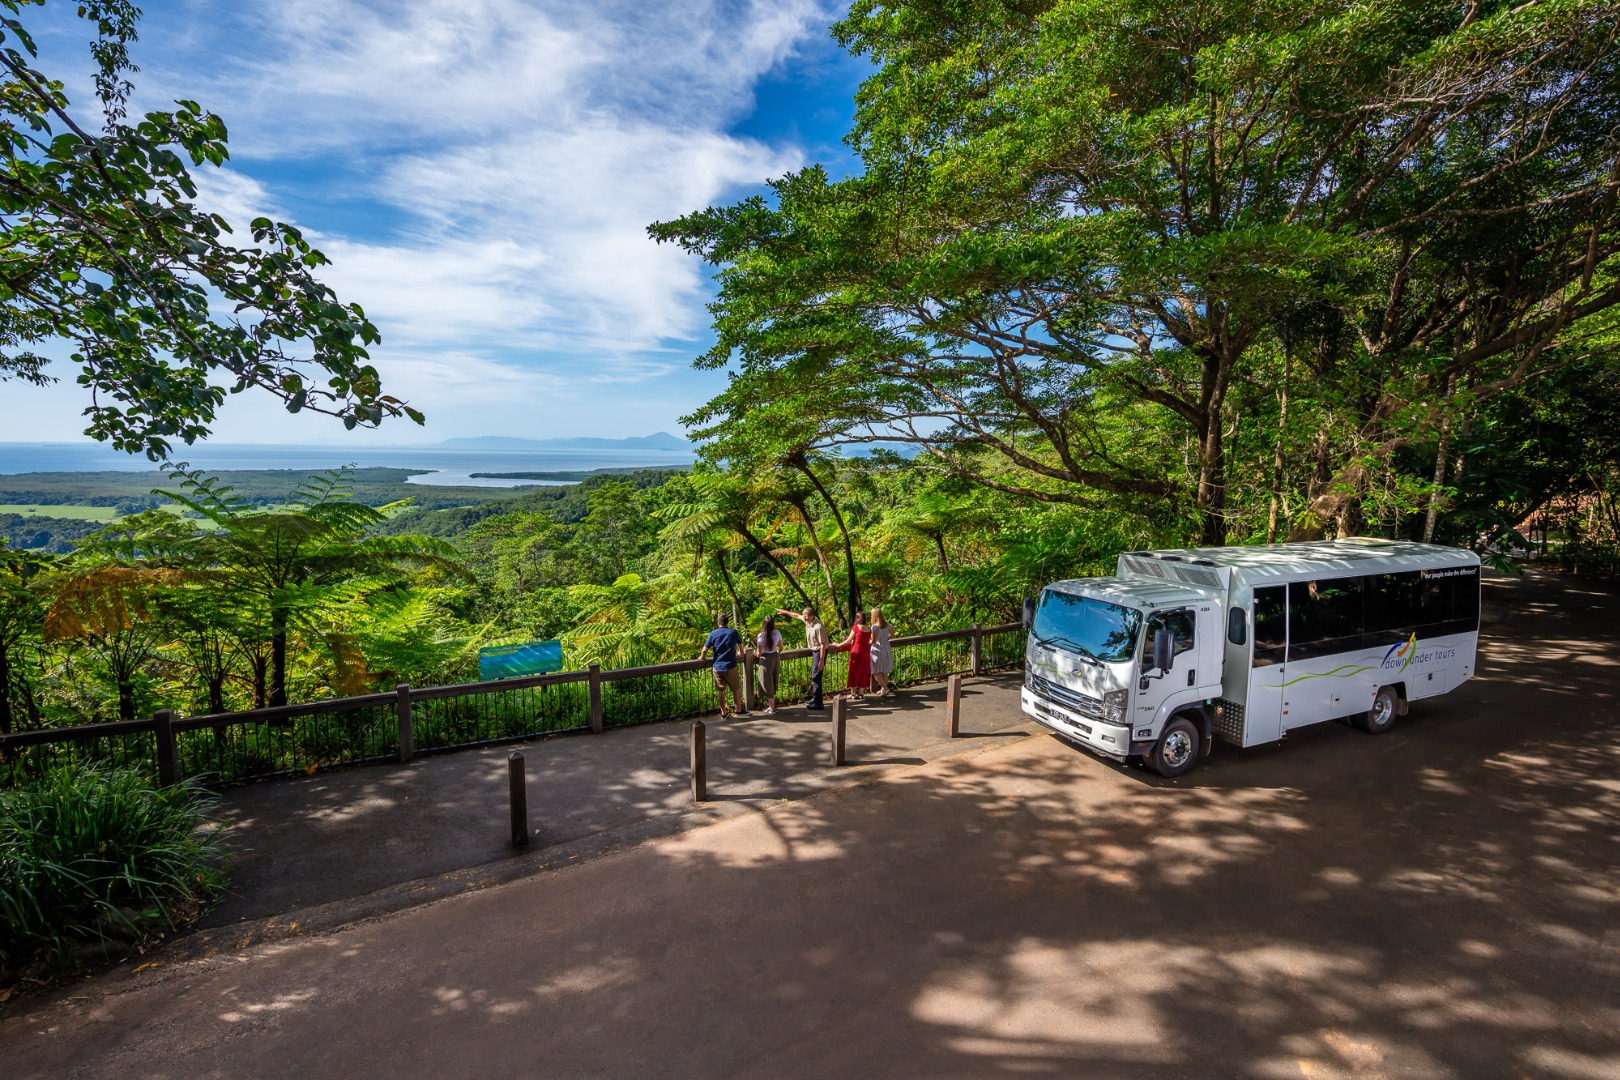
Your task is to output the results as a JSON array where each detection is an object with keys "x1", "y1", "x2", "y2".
[{"x1": 438, "y1": 432, "x2": 693, "y2": 452}]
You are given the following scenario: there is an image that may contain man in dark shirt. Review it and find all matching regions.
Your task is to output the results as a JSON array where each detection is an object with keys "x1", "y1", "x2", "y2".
[{"x1": 698, "y1": 612, "x2": 748, "y2": 718}]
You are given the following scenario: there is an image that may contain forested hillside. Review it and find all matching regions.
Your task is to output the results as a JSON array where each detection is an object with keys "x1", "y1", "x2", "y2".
[{"x1": 3, "y1": 0, "x2": 1618, "y2": 734}]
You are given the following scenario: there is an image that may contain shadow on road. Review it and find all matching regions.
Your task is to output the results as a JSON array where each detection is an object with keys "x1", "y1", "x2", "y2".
[
  {"x1": 2, "y1": 571, "x2": 1615, "y2": 1079},
  {"x1": 287, "y1": 570, "x2": 1614, "y2": 1078},
  {"x1": 202, "y1": 672, "x2": 1032, "y2": 925}
]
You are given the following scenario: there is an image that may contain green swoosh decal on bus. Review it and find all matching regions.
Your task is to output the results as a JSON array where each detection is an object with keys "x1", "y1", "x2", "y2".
[{"x1": 1279, "y1": 664, "x2": 1375, "y2": 687}]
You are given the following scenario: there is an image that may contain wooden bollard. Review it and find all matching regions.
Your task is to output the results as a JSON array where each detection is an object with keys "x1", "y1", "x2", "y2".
[
  {"x1": 691, "y1": 720, "x2": 707, "y2": 802},
  {"x1": 153, "y1": 709, "x2": 177, "y2": 787},
  {"x1": 508, "y1": 751, "x2": 530, "y2": 847},
  {"x1": 396, "y1": 682, "x2": 414, "y2": 763},
  {"x1": 588, "y1": 662, "x2": 604, "y2": 733},
  {"x1": 946, "y1": 674, "x2": 961, "y2": 739},
  {"x1": 830, "y1": 696, "x2": 846, "y2": 766}
]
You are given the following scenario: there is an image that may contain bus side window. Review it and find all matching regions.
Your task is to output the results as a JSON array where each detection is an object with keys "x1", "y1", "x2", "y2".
[
  {"x1": 1289, "y1": 577, "x2": 1364, "y2": 661},
  {"x1": 1365, "y1": 570, "x2": 1422, "y2": 646},
  {"x1": 1449, "y1": 567, "x2": 1481, "y2": 634},
  {"x1": 1227, "y1": 607, "x2": 1247, "y2": 646},
  {"x1": 1252, "y1": 587, "x2": 1285, "y2": 667}
]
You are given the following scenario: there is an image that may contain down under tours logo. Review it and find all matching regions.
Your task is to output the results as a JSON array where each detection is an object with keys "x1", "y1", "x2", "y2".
[{"x1": 1382, "y1": 633, "x2": 1418, "y2": 672}]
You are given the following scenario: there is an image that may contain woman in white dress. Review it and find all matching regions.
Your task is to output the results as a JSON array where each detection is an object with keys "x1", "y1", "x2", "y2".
[{"x1": 869, "y1": 607, "x2": 894, "y2": 697}]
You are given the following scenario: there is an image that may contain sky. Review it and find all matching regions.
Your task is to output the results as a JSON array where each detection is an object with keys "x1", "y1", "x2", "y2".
[{"x1": 1, "y1": 0, "x2": 869, "y2": 445}]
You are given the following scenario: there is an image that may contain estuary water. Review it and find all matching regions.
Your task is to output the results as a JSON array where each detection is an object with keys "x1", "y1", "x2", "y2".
[{"x1": 0, "y1": 442, "x2": 695, "y2": 487}]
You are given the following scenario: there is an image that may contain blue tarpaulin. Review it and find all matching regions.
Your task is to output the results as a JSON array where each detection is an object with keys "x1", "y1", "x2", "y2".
[{"x1": 478, "y1": 639, "x2": 564, "y2": 680}]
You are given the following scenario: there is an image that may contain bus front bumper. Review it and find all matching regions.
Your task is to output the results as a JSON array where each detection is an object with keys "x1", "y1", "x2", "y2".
[{"x1": 1021, "y1": 687, "x2": 1134, "y2": 762}]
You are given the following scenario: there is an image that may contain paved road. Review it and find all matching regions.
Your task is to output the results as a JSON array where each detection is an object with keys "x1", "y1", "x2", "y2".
[
  {"x1": 2, "y1": 571, "x2": 1616, "y2": 1078},
  {"x1": 204, "y1": 671, "x2": 1033, "y2": 930}
]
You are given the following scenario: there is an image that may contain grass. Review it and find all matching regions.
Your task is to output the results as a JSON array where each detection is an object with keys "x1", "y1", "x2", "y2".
[
  {"x1": 0, "y1": 504, "x2": 120, "y2": 521},
  {"x1": 0, "y1": 764, "x2": 227, "y2": 985}
]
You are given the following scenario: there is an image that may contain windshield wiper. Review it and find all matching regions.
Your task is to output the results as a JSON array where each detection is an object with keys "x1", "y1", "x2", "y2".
[{"x1": 1036, "y1": 634, "x2": 1103, "y2": 666}]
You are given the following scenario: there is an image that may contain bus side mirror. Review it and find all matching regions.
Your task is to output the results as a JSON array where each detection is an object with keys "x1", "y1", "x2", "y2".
[
  {"x1": 1152, "y1": 631, "x2": 1174, "y2": 674},
  {"x1": 1022, "y1": 596, "x2": 1037, "y2": 629}
]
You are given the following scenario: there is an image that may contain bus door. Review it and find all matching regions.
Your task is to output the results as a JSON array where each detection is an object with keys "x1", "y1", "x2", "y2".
[
  {"x1": 1245, "y1": 586, "x2": 1287, "y2": 744},
  {"x1": 1136, "y1": 606, "x2": 1198, "y2": 728}
]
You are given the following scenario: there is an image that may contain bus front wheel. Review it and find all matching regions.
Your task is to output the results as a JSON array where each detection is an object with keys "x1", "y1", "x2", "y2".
[
  {"x1": 1146, "y1": 716, "x2": 1201, "y2": 778},
  {"x1": 1358, "y1": 686, "x2": 1400, "y2": 734}
]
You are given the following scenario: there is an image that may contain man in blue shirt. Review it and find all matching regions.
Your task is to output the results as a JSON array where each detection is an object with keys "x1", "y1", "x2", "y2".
[{"x1": 698, "y1": 612, "x2": 748, "y2": 718}]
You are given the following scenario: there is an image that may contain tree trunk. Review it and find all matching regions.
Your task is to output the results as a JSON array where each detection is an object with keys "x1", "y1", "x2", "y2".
[
  {"x1": 790, "y1": 497, "x2": 840, "y2": 626},
  {"x1": 116, "y1": 676, "x2": 135, "y2": 723},
  {"x1": 207, "y1": 671, "x2": 226, "y2": 716},
  {"x1": 934, "y1": 533, "x2": 950, "y2": 574},
  {"x1": 0, "y1": 645, "x2": 12, "y2": 735},
  {"x1": 738, "y1": 525, "x2": 815, "y2": 610},
  {"x1": 1267, "y1": 343, "x2": 1293, "y2": 544},
  {"x1": 714, "y1": 550, "x2": 742, "y2": 628},
  {"x1": 793, "y1": 458, "x2": 862, "y2": 624},
  {"x1": 270, "y1": 607, "x2": 289, "y2": 708},
  {"x1": 250, "y1": 652, "x2": 268, "y2": 710},
  {"x1": 19, "y1": 666, "x2": 39, "y2": 728},
  {"x1": 1423, "y1": 376, "x2": 1454, "y2": 543},
  {"x1": 1193, "y1": 348, "x2": 1235, "y2": 547}
]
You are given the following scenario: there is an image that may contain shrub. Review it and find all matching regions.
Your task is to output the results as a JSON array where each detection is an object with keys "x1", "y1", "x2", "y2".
[{"x1": 0, "y1": 765, "x2": 227, "y2": 983}]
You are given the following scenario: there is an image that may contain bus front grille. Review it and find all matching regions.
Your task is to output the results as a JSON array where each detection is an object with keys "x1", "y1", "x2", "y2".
[{"x1": 1026, "y1": 673, "x2": 1106, "y2": 720}]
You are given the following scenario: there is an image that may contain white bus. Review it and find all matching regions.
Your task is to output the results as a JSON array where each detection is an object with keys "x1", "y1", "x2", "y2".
[{"x1": 1020, "y1": 539, "x2": 1481, "y2": 777}]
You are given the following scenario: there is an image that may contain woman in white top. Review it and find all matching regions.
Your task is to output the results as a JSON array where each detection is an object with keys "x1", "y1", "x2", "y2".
[
  {"x1": 869, "y1": 607, "x2": 895, "y2": 697},
  {"x1": 754, "y1": 615, "x2": 784, "y2": 714}
]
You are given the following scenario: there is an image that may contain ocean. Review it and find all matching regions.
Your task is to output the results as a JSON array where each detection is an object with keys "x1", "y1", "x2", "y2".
[{"x1": 0, "y1": 442, "x2": 696, "y2": 488}]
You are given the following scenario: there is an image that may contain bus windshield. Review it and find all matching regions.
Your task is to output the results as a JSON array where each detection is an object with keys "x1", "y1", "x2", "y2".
[{"x1": 1031, "y1": 591, "x2": 1142, "y2": 664}]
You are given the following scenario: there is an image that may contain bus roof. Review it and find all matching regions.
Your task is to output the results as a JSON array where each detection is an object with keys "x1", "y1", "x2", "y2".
[
  {"x1": 1123, "y1": 539, "x2": 1479, "y2": 583},
  {"x1": 1046, "y1": 576, "x2": 1212, "y2": 609}
]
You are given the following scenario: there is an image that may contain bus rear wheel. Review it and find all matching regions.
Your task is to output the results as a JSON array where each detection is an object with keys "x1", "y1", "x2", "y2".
[
  {"x1": 1146, "y1": 716, "x2": 1201, "y2": 778},
  {"x1": 1358, "y1": 686, "x2": 1400, "y2": 734}
]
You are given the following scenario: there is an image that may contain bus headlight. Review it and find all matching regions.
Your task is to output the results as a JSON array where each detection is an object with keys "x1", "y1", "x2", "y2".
[{"x1": 1103, "y1": 688, "x2": 1128, "y2": 724}]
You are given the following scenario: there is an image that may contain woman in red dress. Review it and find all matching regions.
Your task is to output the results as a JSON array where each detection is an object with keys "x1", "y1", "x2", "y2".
[{"x1": 839, "y1": 610, "x2": 872, "y2": 700}]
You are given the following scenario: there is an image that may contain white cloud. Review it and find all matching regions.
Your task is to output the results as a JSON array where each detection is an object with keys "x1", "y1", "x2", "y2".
[
  {"x1": 146, "y1": 0, "x2": 831, "y2": 370},
  {"x1": 8, "y1": 0, "x2": 850, "y2": 443}
]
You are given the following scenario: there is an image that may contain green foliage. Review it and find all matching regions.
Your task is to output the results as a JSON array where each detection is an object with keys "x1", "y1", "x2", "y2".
[
  {"x1": 654, "y1": 0, "x2": 1620, "y2": 546},
  {"x1": 561, "y1": 572, "x2": 709, "y2": 668},
  {"x1": 0, "y1": 1, "x2": 420, "y2": 456},
  {"x1": 0, "y1": 763, "x2": 226, "y2": 982}
]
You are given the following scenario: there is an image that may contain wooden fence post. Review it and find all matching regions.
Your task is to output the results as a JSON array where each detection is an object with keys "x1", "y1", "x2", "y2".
[
  {"x1": 396, "y1": 683, "x2": 414, "y2": 763},
  {"x1": 691, "y1": 720, "x2": 707, "y2": 802},
  {"x1": 830, "y1": 696, "x2": 846, "y2": 766},
  {"x1": 588, "y1": 662, "x2": 603, "y2": 733},
  {"x1": 154, "y1": 709, "x2": 177, "y2": 787},
  {"x1": 970, "y1": 622, "x2": 983, "y2": 677},
  {"x1": 946, "y1": 674, "x2": 961, "y2": 739},
  {"x1": 508, "y1": 751, "x2": 529, "y2": 847},
  {"x1": 743, "y1": 652, "x2": 756, "y2": 713}
]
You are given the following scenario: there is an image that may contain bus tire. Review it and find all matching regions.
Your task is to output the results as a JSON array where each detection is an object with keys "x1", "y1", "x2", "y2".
[
  {"x1": 1359, "y1": 686, "x2": 1400, "y2": 734},
  {"x1": 1147, "y1": 716, "x2": 1201, "y2": 778}
]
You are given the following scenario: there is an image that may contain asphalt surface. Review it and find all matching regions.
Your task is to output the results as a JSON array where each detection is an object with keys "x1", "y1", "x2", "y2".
[
  {"x1": 1, "y1": 570, "x2": 1616, "y2": 1078},
  {"x1": 203, "y1": 672, "x2": 1034, "y2": 929}
]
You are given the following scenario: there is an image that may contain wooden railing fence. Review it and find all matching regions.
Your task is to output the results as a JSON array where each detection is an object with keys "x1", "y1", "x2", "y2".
[{"x1": 0, "y1": 623, "x2": 1025, "y2": 788}]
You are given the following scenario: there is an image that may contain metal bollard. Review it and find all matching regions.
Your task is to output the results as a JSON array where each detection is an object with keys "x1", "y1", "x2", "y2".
[
  {"x1": 946, "y1": 674, "x2": 961, "y2": 739},
  {"x1": 508, "y1": 751, "x2": 530, "y2": 847},
  {"x1": 830, "y1": 696, "x2": 846, "y2": 766},
  {"x1": 691, "y1": 720, "x2": 707, "y2": 802}
]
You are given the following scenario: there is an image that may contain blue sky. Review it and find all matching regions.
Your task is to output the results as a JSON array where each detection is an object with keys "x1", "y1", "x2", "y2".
[{"x1": 2, "y1": 0, "x2": 869, "y2": 445}]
